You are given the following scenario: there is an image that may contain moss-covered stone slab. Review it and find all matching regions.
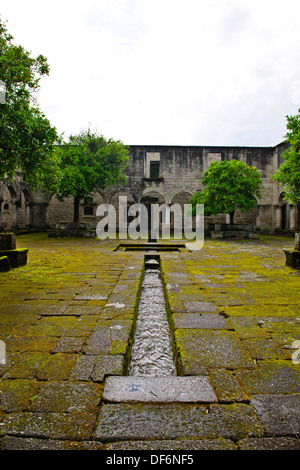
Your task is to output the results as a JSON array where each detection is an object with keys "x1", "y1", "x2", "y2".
[
  {"x1": 242, "y1": 338, "x2": 291, "y2": 360},
  {"x1": 0, "y1": 249, "x2": 28, "y2": 268},
  {"x1": 222, "y1": 305, "x2": 297, "y2": 317},
  {"x1": 0, "y1": 256, "x2": 10, "y2": 272},
  {"x1": 90, "y1": 355, "x2": 124, "y2": 382},
  {"x1": 237, "y1": 437, "x2": 300, "y2": 450},
  {"x1": 27, "y1": 315, "x2": 97, "y2": 337},
  {"x1": 175, "y1": 329, "x2": 256, "y2": 369},
  {"x1": 172, "y1": 313, "x2": 230, "y2": 330},
  {"x1": 209, "y1": 368, "x2": 249, "y2": 403},
  {"x1": 0, "y1": 379, "x2": 39, "y2": 412},
  {"x1": 1, "y1": 411, "x2": 96, "y2": 440},
  {"x1": 235, "y1": 360, "x2": 300, "y2": 394},
  {"x1": 3, "y1": 352, "x2": 50, "y2": 379},
  {"x1": 251, "y1": 394, "x2": 300, "y2": 436},
  {"x1": 94, "y1": 403, "x2": 263, "y2": 441},
  {"x1": 29, "y1": 381, "x2": 102, "y2": 412},
  {"x1": 35, "y1": 353, "x2": 77, "y2": 380},
  {"x1": 1, "y1": 436, "x2": 105, "y2": 450},
  {"x1": 229, "y1": 317, "x2": 270, "y2": 339},
  {"x1": 184, "y1": 301, "x2": 219, "y2": 313},
  {"x1": 83, "y1": 326, "x2": 111, "y2": 354}
]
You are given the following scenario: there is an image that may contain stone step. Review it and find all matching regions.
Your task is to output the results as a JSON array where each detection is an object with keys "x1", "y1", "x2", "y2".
[{"x1": 102, "y1": 376, "x2": 218, "y2": 403}]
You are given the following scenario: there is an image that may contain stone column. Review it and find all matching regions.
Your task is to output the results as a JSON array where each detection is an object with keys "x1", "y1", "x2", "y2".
[
  {"x1": 290, "y1": 205, "x2": 296, "y2": 231},
  {"x1": 295, "y1": 233, "x2": 300, "y2": 251},
  {"x1": 275, "y1": 205, "x2": 282, "y2": 230}
]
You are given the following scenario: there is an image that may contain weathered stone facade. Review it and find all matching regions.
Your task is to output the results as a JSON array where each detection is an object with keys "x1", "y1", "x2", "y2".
[{"x1": 0, "y1": 142, "x2": 299, "y2": 233}]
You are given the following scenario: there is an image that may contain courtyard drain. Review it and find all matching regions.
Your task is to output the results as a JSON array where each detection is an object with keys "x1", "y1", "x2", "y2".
[
  {"x1": 114, "y1": 242, "x2": 189, "y2": 252},
  {"x1": 103, "y1": 254, "x2": 217, "y2": 403}
]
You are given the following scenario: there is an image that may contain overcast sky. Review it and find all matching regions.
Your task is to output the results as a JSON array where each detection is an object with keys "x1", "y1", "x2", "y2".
[{"x1": 1, "y1": 0, "x2": 300, "y2": 146}]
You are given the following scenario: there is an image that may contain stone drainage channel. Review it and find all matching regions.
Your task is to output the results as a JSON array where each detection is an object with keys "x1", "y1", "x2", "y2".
[{"x1": 103, "y1": 253, "x2": 217, "y2": 403}]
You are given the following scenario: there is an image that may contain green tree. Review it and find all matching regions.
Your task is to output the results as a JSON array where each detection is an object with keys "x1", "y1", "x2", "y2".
[
  {"x1": 55, "y1": 129, "x2": 129, "y2": 222},
  {"x1": 272, "y1": 110, "x2": 300, "y2": 203},
  {"x1": 0, "y1": 19, "x2": 60, "y2": 190},
  {"x1": 189, "y1": 159, "x2": 262, "y2": 224}
]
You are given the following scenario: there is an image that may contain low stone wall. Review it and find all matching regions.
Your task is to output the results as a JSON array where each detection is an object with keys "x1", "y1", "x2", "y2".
[{"x1": 208, "y1": 223, "x2": 259, "y2": 239}]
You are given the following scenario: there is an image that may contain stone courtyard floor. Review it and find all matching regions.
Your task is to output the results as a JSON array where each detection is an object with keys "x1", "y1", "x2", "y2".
[{"x1": 0, "y1": 232, "x2": 299, "y2": 451}]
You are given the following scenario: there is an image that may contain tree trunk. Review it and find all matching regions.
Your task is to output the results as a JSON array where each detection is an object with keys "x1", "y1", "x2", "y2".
[
  {"x1": 229, "y1": 211, "x2": 235, "y2": 225},
  {"x1": 73, "y1": 195, "x2": 80, "y2": 223}
]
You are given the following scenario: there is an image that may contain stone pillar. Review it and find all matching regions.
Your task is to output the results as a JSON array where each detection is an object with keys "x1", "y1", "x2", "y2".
[
  {"x1": 290, "y1": 205, "x2": 296, "y2": 231},
  {"x1": 0, "y1": 233, "x2": 16, "y2": 250},
  {"x1": 25, "y1": 203, "x2": 32, "y2": 226},
  {"x1": 295, "y1": 233, "x2": 300, "y2": 251},
  {"x1": 275, "y1": 205, "x2": 282, "y2": 230}
]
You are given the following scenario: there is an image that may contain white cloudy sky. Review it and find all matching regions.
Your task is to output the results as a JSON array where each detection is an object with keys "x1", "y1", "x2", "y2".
[{"x1": 1, "y1": 0, "x2": 300, "y2": 146}]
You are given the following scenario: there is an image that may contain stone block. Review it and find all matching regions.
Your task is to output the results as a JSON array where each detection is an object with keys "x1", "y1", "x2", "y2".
[
  {"x1": 102, "y1": 376, "x2": 218, "y2": 403},
  {"x1": 172, "y1": 313, "x2": 230, "y2": 329},
  {"x1": 295, "y1": 233, "x2": 300, "y2": 251},
  {"x1": 0, "y1": 256, "x2": 10, "y2": 272},
  {"x1": 284, "y1": 249, "x2": 300, "y2": 269},
  {"x1": 251, "y1": 394, "x2": 300, "y2": 436},
  {"x1": 175, "y1": 330, "x2": 256, "y2": 369},
  {"x1": 28, "y1": 381, "x2": 102, "y2": 412},
  {"x1": 238, "y1": 437, "x2": 300, "y2": 450},
  {"x1": 105, "y1": 438, "x2": 237, "y2": 450},
  {"x1": 0, "y1": 249, "x2": 28, "y2": 268},
  {"x1": 94, "y1": 403, "x2": 263, "y2": 441},
  {"x1": 0, "y1": 233, "x2": 16, "y2": 250},
  {"x1": 2, "y1": 412, "x2": 96, "y2": 440},
  {"x1": 210, "y1": 231, "x2": 224, "y2": 239},
  {"x1": 184, "y1": 301, "x2": 219, "y2": 313}
]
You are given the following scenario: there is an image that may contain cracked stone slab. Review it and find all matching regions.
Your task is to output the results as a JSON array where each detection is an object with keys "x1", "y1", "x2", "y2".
[{"x1": 102, "y1": 376, "x2": 217, "y2": 403}]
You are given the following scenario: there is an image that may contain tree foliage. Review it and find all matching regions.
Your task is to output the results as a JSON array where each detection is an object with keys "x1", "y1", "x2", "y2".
[
  {"x1": 272, "y1": 110, "x2": 300, "y2": 204},
  {"x1": 55, "y1": 129, "x2": 129, "y2": 222},
  {"x1": 189, "y1": 159, "x2": 262, "y2": 224},
  {"x1": 0, "y1": 19, "x2": 60, "y2": 190}
]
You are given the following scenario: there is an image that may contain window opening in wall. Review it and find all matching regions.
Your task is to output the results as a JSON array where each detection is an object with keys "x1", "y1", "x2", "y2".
[
  {"x1": 149, "y1": 161, "x2": 160, "y2": 179},
  {"x1": 84, "y1": 205, "x2": 94, "y2": 216},
  {"x1": 3, "y1": 203, "x2": 9, "y2": 211}
]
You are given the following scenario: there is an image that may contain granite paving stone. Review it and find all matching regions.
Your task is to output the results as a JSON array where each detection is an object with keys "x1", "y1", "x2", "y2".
[
  {"x1": 175, "y1": 329, "x2": 256, "y2": 369},
  {"x1": 105, "y1": 438, "x2": 237, "y2": 450},
  {"x1": 251, "y1": 394, "x2": 300, "y2": 436},
  {"x1": 94, "y1": 403, "x2": 263, "y2": 441},
  {"x1": 102, "y1": 376, "x2": 218, "y2": 403},
  {"x1": 28, "y1": 381, "x2": 102, "y2": 412},
  {"x1": 0, "y1": 233, "x2": 299, "y2": 451}
]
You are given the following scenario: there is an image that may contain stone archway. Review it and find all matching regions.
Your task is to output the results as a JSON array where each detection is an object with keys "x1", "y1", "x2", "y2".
[
  {"x1": 109, "y1": 191, "x2": 135, "y2": 230},
  {"x1": 277, "y1": 193, "x2": 290, "y2": 230},
  {"x1": 140, "y1": 191, "x2": 166, "y2": 239},
  {"x1": 170, "y1": 191, "x2": 193, "y2": 231}
]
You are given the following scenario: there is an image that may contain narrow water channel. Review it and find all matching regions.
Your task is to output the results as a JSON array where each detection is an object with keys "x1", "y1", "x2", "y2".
[{"x1": 128, "y1": 256, "x2": 177, "y2": 377}]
